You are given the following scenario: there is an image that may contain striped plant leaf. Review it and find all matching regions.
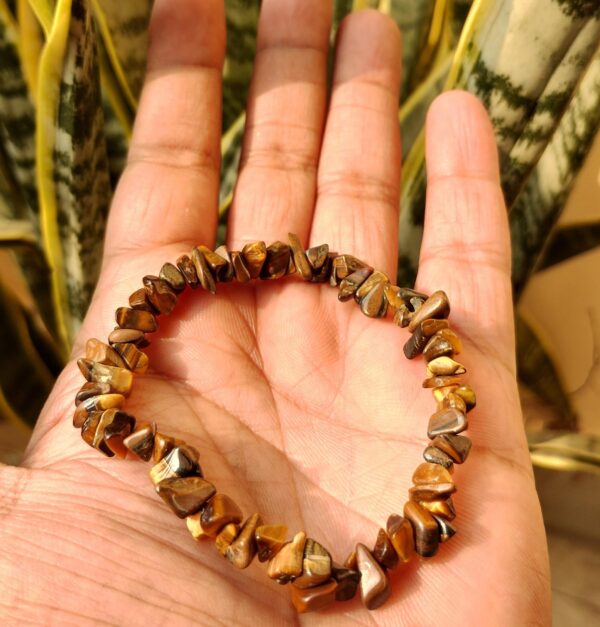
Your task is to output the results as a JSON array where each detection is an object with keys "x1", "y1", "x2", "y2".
[
  {"x1": 450, "y1": 0, "x2": 473, "y2": 44},
  {"x1": 91, "y1": 0, "x2": 152, "y2": 109},
  {"x1": 511, "y1": 47, "x2": 600, "y2": 296},
  {"x1": 28, "y1": 0, "x2": 54, "y2": 35},
  {"x1": 37, "y1": 0, "x2": 111, "y2": 349},
  {"x1": 223, "y1": 0, "x2": 259, "y2": 131},
  {"x1": 537, "y1": 222, "x2": 600, "y2": 271},
  {"x1": 16, "y1": 0, "x2": 43, "y2": 99}
]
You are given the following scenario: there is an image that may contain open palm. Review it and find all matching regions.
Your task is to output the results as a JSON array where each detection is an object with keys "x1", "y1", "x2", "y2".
[{"x1": 0, "y1": 1, "x2": 551, "y2": 625}]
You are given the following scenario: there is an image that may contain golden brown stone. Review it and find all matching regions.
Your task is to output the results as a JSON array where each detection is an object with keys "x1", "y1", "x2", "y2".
[
  {"x1": 73, "y1": 393, "x2": 126, "y2": 428},
  {"x1": 286, "y1": 247, "x2": 297, "y2": 274},
  {"x1": 355, "y1": 270, "x2": 387, "y2": 301},
  {"x1": 242, "y1": 241, "x2": 267, "y2": 278},
  {"x1": 423, "y1": 335, "x2": 455, "y2": 362},
  {"x1": 267, "y1": 531, "x2": 306, "y2": 584},
  {"x1": 404, "y1": 501, "x2": 439, "y2": 558},
  {"x1": 199, "y1": 494, "x2": 243, "y2": 537},
  {"x1": 256, "y1": 524, "x2": 288, "y2": 562},
  {"x1": 384, "y1": 285, "x2": 427, "y2": 309},
  {"x1": 159, "y1": 262, "x2": 186, "y2": 292},
  {"x1": 149, "y1": 445, "x2": 200, "y2": 485},
  {"x1": 331, "y1": 563, "x2": 361, "y2": 601},
  {"x1": 290, "y1": 579, "x2": 338, "y2": 613},
  {"x1": 427, "y1": 356, "x2": 466, "y2": 376},
  {"x1": 412, "y1": 462, "x2": 453, "y2": 484},
  {"x1": 344, "y1": 550, "x2": 358, "y2": 571},
  {"x1": 215, "y1": 523, "x2": 240, "y2": 555},
  {"x1": 156, "y1": 476, "x2": 216, "y2": 518},
  {"x1": 428, "y1": 407, "x2": 468, "y2": 438},
  {"x1": 409, "y1": 482, "x2": 456, "y2": 502},
  {"x1": 354, "y1": 271, "x2": 389, "y2": 318},
  {"x1": 419, "y1": 497, "x2": 456, "y2": 521},
  {"x1": 176, "y1": 254, "x2": 199, "y2": 288},
  {"x1": 437, "y1": 392, "x2": 467, "y2": 413},
  {"x1": 293, "y1": 539, "x2": 332, "y2": 589},
  {"x1": 123, "y1": 421, "x2": 156, "y2": 461},
  {"x1": 129, "y1": 287, "x2": 155, "y2": 313},
  {"x1": 143, "y1": 276, "x2": 177, "y2": 315},
  {"x1": 393, "y1": 304, "x2": 412, "y2": 328},
  {"x1": 422, "y1": 375, "x2": 463, "y2": 389},
  {"x1": 356, "y1": 543, "x2": 391, "y2": 610},
  {"x1": 403, "y1": 326, "x2": 428, "y2": 359},
  {"x1": 186, "y1": 511, "x2": 205, "y2": 540},
  {"x1": 198, "y1": 245, "x2": 229, "y2": 278},
  {"x1": 259, "y1": 241, "x2": 290, "y2": 280},
  {"x1": 191, "y1": 247, "x2": 216, "y2": 294},
  {"x1": 152, "y1": 432, "x2": 177, "y2": 462},
  {"x1": 226, "y1": 513, "x2": 263, "y2": 569},
  {"x1": 423, "y1": 446, "x2": 454, "y2": 469},
  {"x1": 338, "y1": 267, "x2": 372, "y2": 301},
  {"x1": 454, "y1": 384, "x2": 476, "y2": 411},
  {"x1": 433, "y1": 433, "x2": 472, "y2": 463},
  {"x1": 213, "y1": 245, "x2": 235, "y2": 282},
  {"x1": 77, "y1": 359, "x2": 134, "y2": 396},
  {"x1": 75, "y1": 381, "x2": 111, "y2": 405},
  {"x1": 230, "y1": 251, "x2": 252, "y2": 283},
  {"x1": 372, "y1": 529, "x2": 398, "y2": 570},
  {"x1": 288, "y1": 233, "x2": 312, "y2": 280},
  {"x1": 108, "y1": 327, "x2": 148, "y2": 347},
  {"x1": 408, "y1": 290, "x2": 450, "y2": 332},
  {"x1": 331, "y1": 254, "x2": 368, "y2": 286},
  {"x1": 82, "y1": 409, "x2": 135, "y2": 458},
  {"x1": 116, "y1": 307, "x2": 158, "y2": 333},
  {"x1": 422, "y1": 318, "x2": 450, "y2": 336},
  {"x1": 112, "y1": 342, "x2": 149, "y2": 374},
  {"x1": 433, "y1": 515, "x2": 456, "y2": 542},
  {"x1": 85, "y1": 339, "x2": 126, "y2": 368},
  {"x1": 310, "y1": 252, "x2": 334, "y2": 283},
  {"x1": 386, "y1": 514, "x2": 414, "y2": 562},
  {"x1": 306, "y1": 244, "x2": 329, "y2": 270}
]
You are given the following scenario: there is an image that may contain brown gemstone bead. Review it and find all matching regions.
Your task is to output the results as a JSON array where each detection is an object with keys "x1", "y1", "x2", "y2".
[
  {"x1": 437, "y1": 328, "x2": 463, "y2": 354},
  {"x1": 159, "y1": 262, "x2": 186, "y2": 292},
  {"x1": 386, "y1": 514, "x2": 414, "y2": 562},
  {"x1": 196, "y1": 245, "x2": 229, "y2": 282},
  {"x1": 413, "y1": 462, "x2": 453, "y2": 484},
  {"x1": 256, "y1": 524, "x2": 288, "y2": 562},
  {"x1": 423, "y1": 445, "x2": 454, "y2": 469},
  {"x1": 75, "y1": 381, "x2": 111, "y2": 405},
  {"x1": 437, "y1": 392, "x2": 467, "y2": 414},
  {"x1": 112, "y1": 342, "x2": 149, "y2": 374},
  {"x1": 423, "y1": 375, "x2": 463, "y2": 389},
  {"x1": 338, "y1": 267, "x2": 372, "y2": 301},
  {"x1": 73, "y1": 393, "x2": 126, "y2": 428},
  {"x1": 355, "y1": 271, "x2": 389, "y2": 318},
  {"x1": 423, "y1": 335, "x2": 455, "y2": 362},
  {"x1": 372, "y1": 529, "x2": 398, "y2": 570},
  {"x1": 286, "y1": 246, "x2": 298, "y2": 275},
  {"x1": 267, "y1": 531, "x2": 306, "y2": 584},
  {"x1": 331, "y1": 254, "x2": 368, "y2": 286},
  {"x1": 116, "y1": 307, "x2": 158, "y2": 333},
  {"x1": 454, "y1": 384, "x2": 476, "y2": 411},
  {"x1": 108, "y1": 327, "x2": 148, "y2": 348},
  {"x1": 419, "y1": 497, "x2": 456, "y2": 521},
  {"x1": 186, "y1": 511, "x2": 205, "y2": 540},
  {"x1": 143, "y1": 276, "x2": 177, "y2": 315},
  {"x1": 77, "y1": 359, "x2": 134, "y2": 396},
  {"x1": 433, "y1": 515, "x2": 456, "y2": 542},
  {"x1": 152, "y1": 432, "x2": 178, "y2": 462},
  {"x1": 310, "y1": 252, "x2": 334, "y2": 282},
  {"x1": 191, "y1": 247, "x2": 216, "y2": 294},
  {"x1": 293, "y1": 538, "x2": 332, "y2": 589},
  {"x1": 354, "y1": 270, "x2": 387, "y2": 301},
  {"x1": 85, "y1": 339, "x2": 126, "y2": 368},
  {"x1": 82, "y1": 409, "x2": 135, "y2": 458},
  {"x1": 242, "y1": 241, "x2": 267, "y2": 278},
  {"x1": 156, "y1": 476, "x2": 216, "y2": 518},
  {"x1": 344, "y1": 550, "x2": 358, "y2": 571},
  {"x1": 306, "y1": 244, "x2": 329, "y2": 270},
  {"x1": 81, "y1": 412, "x2": 111, "y2": 455},
  {"x1": 331, "y1": 563, "x2": 361, "y2": 601},
  {"x1": 410, "y1": 462, "x2": 456, "y2": 501},
  {"x1": 259, "y1": 241, "x2": 291, "y2": 280},
  {"x1": 129, "y1": 287, "x2": 155, "y2": 313},
  {"x1": 409, "y1": 482, "x2": 456, "y2": 502},
  {"x1": 384, "y1": 285, "x2": 429, "y2": 309},
  {"x1": 408, "y1": 290, "x2": 450, "y2": 332},
  {"x1": 226, "y1": 513, "x2": 262, "y2": 569},
  {"x1": 230, "y1": 251, "x2": 252, "y2": 283},
  {"x1": 427, "y1": 356, "x2": 466, "y2": 376},
  {"x1": 200, "y1": 494, "x2": 243, "y2": 537},
  {"x1": 288, "y1": 233, "x2": 312, "y2": 280},
  {"x1": 149, "y1": 445, "x2": 200, "y2": 485},
  {"x1": 213, "y1": 245, "x2": 235, "y2": 282},
  {"x1": 433, "y1": 433, "x2": 472, "y2": 463},
  {"x1": 428, "y1": 407, "x2": 468, "y2": 438},
  {"x1": 404, "y1": 501, "x2": 439, "y2": 558},
  {"x1": 393, "y1": 304, "x2": 412, "y2": 327},
  {"x1": 215, "y1": 523, "x2": 240, "y2": 555},
  {"x1": 177, "y1": 254, "x2": 199, "y2": 288},
  {"x1": 290, "y1": 579, "x2": 338, "y2": 614},
  {"x1": 356, "y1": 543, "x2": 391, "y2": 610},
  {"x1": 403, "y1": 326, "x2": 428, "y2": 359},
  {"x1": 123, "y1": 421, "x2": 156, "y2": 461}
]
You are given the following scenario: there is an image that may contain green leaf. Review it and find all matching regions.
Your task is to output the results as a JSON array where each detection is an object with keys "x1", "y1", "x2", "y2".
[
  {"x1": 511, "y1": 47, "x2": 600, "y2": 296},
  {"x1": 37, "y1": 0, "x2": 111, "y2": 350},
  {"x1": 516, "y1": 313, "x2": 576, "y2": 431},
  {"x1": 537, "y1": 222, "x2": 600, "y2": 271}
]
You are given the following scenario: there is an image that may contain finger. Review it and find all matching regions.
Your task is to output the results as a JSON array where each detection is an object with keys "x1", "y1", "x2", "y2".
[
  {"x1": 104, "y1": 0, "x2": 225, "y2": 259},
  {"x1": 226, "y1": 0, "x2": 331, "y2": 249},
  {"x1": 416, "y1": 90, "x2": 514, "y2": 372},
  {"x1": 310, "y1": 10, "x2": 402, "y2": 278}
]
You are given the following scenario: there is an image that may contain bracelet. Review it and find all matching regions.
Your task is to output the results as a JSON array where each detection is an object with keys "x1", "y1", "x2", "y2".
[{"x1": 73, "y1": 234, "x2": 475, "y2": 613}]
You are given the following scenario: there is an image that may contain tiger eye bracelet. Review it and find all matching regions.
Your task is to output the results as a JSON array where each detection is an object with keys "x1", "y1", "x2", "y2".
[{"x1": 73, "y1": 234, "x2": 475, "y2": 613}]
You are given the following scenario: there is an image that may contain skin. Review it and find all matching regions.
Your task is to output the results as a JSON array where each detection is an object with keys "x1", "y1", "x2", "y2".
[{"x1": 0, "y1": 1, "x2": 551, "y2": 625}]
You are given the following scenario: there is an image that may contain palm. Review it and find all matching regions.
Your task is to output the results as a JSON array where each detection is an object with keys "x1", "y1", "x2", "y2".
[{"x1": 0, "y1": 1, "x2": 550, "y2": 624}]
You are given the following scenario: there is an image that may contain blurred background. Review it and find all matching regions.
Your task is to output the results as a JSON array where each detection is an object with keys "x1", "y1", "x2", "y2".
[{"x1": 1, "y1": 1, "x2": 599, "y2": 624}]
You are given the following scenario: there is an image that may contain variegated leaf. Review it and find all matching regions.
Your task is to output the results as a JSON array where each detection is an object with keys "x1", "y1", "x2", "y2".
[
  {"x1": 16, "y1": 0, "x2": 43, "y2": 98},
  {"x1": 537, "y1": 222, "x2": 600, "y2": 270},
  {"x1": 37, "y1": 0, "x2": 111, "y2": 348}
]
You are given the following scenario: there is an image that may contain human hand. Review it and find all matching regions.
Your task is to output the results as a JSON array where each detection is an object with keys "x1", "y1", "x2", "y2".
[{"x1": 0, "y1": 1, "x2": 551, "y2": 624}]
